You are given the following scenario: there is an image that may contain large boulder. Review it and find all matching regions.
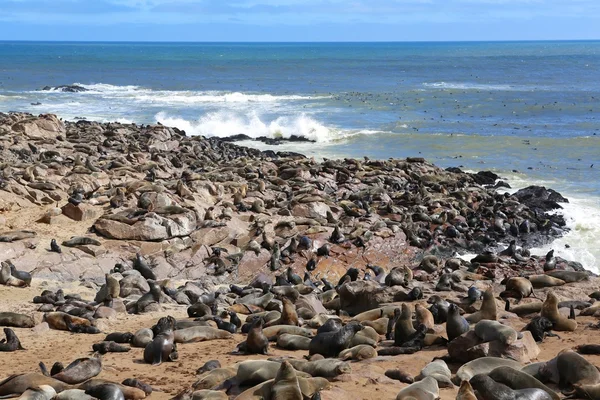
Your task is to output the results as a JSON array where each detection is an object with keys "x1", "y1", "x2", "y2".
[
  {"x1": 94, "y1": 211, "x2": 197, "y2": 241},
  {"x1": 291, "y1": 202, "x2": 330, "y2": 219},
  {"x1": 12, "y1": 114, "x2": 65, "y2": 139},
  {"x1": 448, "y1": 330, "x2": 539, "y2": 364}
]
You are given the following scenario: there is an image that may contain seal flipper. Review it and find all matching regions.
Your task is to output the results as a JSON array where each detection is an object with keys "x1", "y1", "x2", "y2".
[
  {"x1": 50, "y1": 362, "x2": 64, "y2": 376},
  {"x1": 39, "y1": 362, "x2": 49, "y2": 376},
  {"x1": 505, "y1": 299, "x2": 511, "y2": 312},
  {"x1": 569, "y1": 305, "x2": 576, "y2": 320}
]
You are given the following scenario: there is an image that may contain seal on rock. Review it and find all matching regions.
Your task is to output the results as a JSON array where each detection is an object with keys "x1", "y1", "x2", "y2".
[{"x1": 465, "y1": 287, "x2": 497, "y2": 323}]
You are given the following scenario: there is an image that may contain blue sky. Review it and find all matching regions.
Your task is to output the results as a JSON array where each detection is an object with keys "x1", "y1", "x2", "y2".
[{"x1": 0, "y1": 0, "x2": 599, "y2": 41}]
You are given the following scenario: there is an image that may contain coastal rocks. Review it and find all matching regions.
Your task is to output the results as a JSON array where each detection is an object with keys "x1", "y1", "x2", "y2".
[
  {"x1": 41, "y1": 85, "x2": 88, "y2": 92},
  {"x1": 11, "y1": 114, "x2": 65, "y2": 140},
  {"x1": 93, "y1": 211, "x2": 197, "y2": 241},
  {"x1": 61, "y1": 203, "x2": 98, "y2": 221},
  {"x1": 448, "y1": 330, "x2": 539, "y2": 363},
  {"x1": 338, "y1": 280, "x2": 395, "y2": 316}
]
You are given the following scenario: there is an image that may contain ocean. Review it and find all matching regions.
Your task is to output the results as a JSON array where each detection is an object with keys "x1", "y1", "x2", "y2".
[{"x1": 0, "y1": 41, "x2": 599, "y2": 271}]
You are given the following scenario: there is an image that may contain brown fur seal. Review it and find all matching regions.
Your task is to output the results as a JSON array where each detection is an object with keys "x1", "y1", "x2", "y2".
[
  {"x1": 395, "y1": 376, "x2": 439, "y2": 400},
  {"x1": 361, "y1": 317, "x2": 389, "y2": 335},
  {"x1": 455, "y1": 358, "x2": 522, "y2": 383},
  {"x1": 544, "y1": 350, "x2": 600, "y2": 387},
  {"x1": 540, "y1": 292, "x2": 577, "y2": 331},
  {"x1": 44, "y1": 312, "x2": 91, "y2": 331},
  {"x1": 528, "y1": 275, "x2": 565, "y2": 288},
  {"x1": 488, "y1": 366, "x2": 559, "y2": 400},
  {"x1": 78, "y1": 379, "x2": 145, "y2": 399},
  {"x1": 350, "y1": 325, "x2": 379, "y2": 347},
  {"x1": 505, "y1": 301, "x2": 543, "y2": 316},
  {"x1": 474, "y1": 320, "x2": 519, "y2": 345},
  {"x1": 271, "y1": 361, "x2": 302, "y2": 400},
  {"x1": 285, "y1": 359, "x2": 351, "y2": 378},
  {"x1": 46, "y1": 356, "x2": 102, "y2": 384},
  {"x1": 394, "y1": 304, "x2": 417, "y2": 345},
  {"x1": 238, "y1": 318, "x2": 269, "y2": 355},
  {"x1": 466, "y1": 287, "x2": 497, "y2": 323},
  {"x1": 456, "y1": 380, "x2": 477, "y2": 400},
  {"x1": 280, "y1": 297, "x2": 299, "y2": 326},
  {"x1": 545, "y1": 270, "x2": 589, "y2": 283},
  {"x1": 0, "y1": 373, "x2": 70, "y2": 396},
  {"x1": 277, "y1": 334, "x2": 311, "y2": 351},
  {"x1": 193, "y1": 366, "x2": 237, "y2": 390},
  {"x1": 338, "y1": 344, "x2": 377, "y2": 361},
  {"x1": 62, "y1": 237, "x2": 102, "y2": 247},
  {"x1": 262, "y1": 325, "x2": 313, "y2": 340},
  {"x1": 385, "y1": 369, "x2": 414, "y2": 384},
  {"x1": 173, "y1": 326, "x2": 232, "y2": 343},
  {"x1": 236, "y1": 361, "x2": 310, "y2": 386},
  {"x1": 416, "y1": 359, "x2": 453, "y2": 388},
  {"x1": 309, "y1": 321, "x2": 362, "y2": 358},
  {"x1": 0, "y1": 263, "x2": 26, "y2": 287},
  {"x1": 234, "y1": 376, "x2": 330, "y2": 400},
  {"x1": 500, "y1": 277, "x2": 536, "y2": 303},
  {"x1": 0, "y1": 328, "x2": 24, "y2": 352},
  {"x1": 415, "y1": 304, "x2": 435, "y2": 331},
  {"x1": 13, "y1": 385, "x2": 56, "y2": 399},
  {"x1": 143, "y1": 316, "x2": 178, "y2": 365}
]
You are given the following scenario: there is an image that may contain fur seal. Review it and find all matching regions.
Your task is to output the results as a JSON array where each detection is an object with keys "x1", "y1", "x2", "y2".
[
  {"x1": 394, "y1": 304, "x2": 416, "y2": 345},
  {"x1": 0, "y1": 263, "x2": 27, "y2": 287},
  {"x1": 0, "y1": 312, "x2": 35, "y2": 328},
  {"x1": 396, "y1": 376, "x2": 439, "y2": 400},
  {"x1": 84, "y1": 383, "x2": 125, "y2": 400},
  {"x1": 0, "y1": 373, "x2": 70, "y2": 396},
  {"x1": 174, "y1": 326, "x2": 232, "y2": 344},
  {"x1": 385, "y1": 369, "x2": 414, "y2": 384},
  {"x1": 465, "y1": 287, "x2": 497, "y2": 323},
  {"x1": 474, "y1": 320, "x2": 519, "y2": 345},
  {"x1": 271, "y1": 361, "x2": 302, "y2": 400},
  {"x1": 104, "y1": 332, "x2": 134, "y2": 344},
  {"x1": 362, "y1": 317, "x2": 389, "y2": 335},
  {"x1": 338, "y1": 344, "x2": 377, "y2": 361},
  {"x1": 143, "y1": 316, "x2": 178, "y2": 365},
  {"x1": 446, "y1": 303, "x2": 469, "y2": 342},
  {"x1": 470, "y1": 374, "x2": 553, "y2": 400},
  {"x1": 309, "y1": 321, "x2": 362, "y2": 358},
  {"x1": 285, "y1": 359, "x2": 351, "y2": 378},
  {"x1": 44, "y1": 312, "x2": 91, "y2": 331},
  {"x1": 544, "y1": 350, "x2": 600, "y2": 388},
  {"x1": 456, "y1": 380, "x2": 477, "y2": 400},
  {"x1": 0, "y1": 328, "x2": 24, "y2": 352},
  {"x1": 501, "y1": 277, "x2": 536, "y2": 303},
  {"x1": 263, "y1": 325, "x2": 313, "y2": 340},
  {"x1": 236, "y1": 361, "x2": 310, "y2": 386},
  {"x1": 528, "y1": 275, "x2": 565, "y2": 288},
  {"x1": 505, "y1": 301, "x2": 543, "y2": 316},
  {"x1": 78, "y1": 379, "x2": 145, "y2": 399},
  {"x1": 540, "y1": 292, "x2": 577, "y2": 331},
  {"x1": 524, "y1": 316, "x2": 560, "y2": 342},
  {"x1": 454, "y1": 358, "x2": 522, "y2": 384},
  {"x1": 133, "y1": 253, "x2": 156, "y2": 280},
  {"x1": 277, "y1": 334, "x2": 311, "y2": 351},
  {"x1": 237, "y1": 318, "x2": 269, "y2": 355},
  {"x1": 132, "y1": 328, "x2": 153, "y2": 348},
  {"x1": 545, "y1": 270, "x2": 589, "y2": 283},
  {"x1": 93, "y1": 341, "x2": 130, "y2": 354},
  {"x1": 488, "y1": 366, "x2": 560, "y2": 400},
  {"x1": 13, "y1": 385, "x2": 56, "y2": 400},
  {"x1": 575, "y1": 344, "x2": 600, "y2": 355},
  {"x1": 416, "y1": 359, "x2": 453, "y2": 388},
  {"x1": 415, "y1": 304, "x2": 434, "y2": 331},
  {"x1": 48, "y1": 356, "x2": 102, "y2": 384}
]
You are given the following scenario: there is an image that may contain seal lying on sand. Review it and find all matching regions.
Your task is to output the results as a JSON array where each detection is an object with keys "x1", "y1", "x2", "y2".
[
  {"x1": 143, "y1": 316, "x2": 178, "y2": 365},
  {"x1": 0, "y1": 328, "x2": 25, "y2": 352}
]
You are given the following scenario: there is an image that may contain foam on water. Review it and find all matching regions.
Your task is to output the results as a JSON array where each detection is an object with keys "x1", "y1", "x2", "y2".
[
  {"x1": 154, "y1": 111, "x2": 375, "y2": 143},
  {"x1": 423, "y1": 81, "x2": 549, "y2": 91}
]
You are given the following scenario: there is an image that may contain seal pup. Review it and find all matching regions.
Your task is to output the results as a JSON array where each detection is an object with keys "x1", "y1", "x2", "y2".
[
  {"x1": 84, "y1": 383, "x2": 125, "y2": 400},
  {"x1": 456, "y1": 380, "x2": 477, "y2": 400},
  {"x1": 143, "y1": 316, "x2": 177, "y2": 365},
  {"x1": 543, "y1": 249, "x2": 556, "y2": 271},
  {"x1": 524, "y1": 316, "x2": 560, "y2": 342},
  {"x1": 50, "y1": 239, "x2": 62, "y2": 254}
]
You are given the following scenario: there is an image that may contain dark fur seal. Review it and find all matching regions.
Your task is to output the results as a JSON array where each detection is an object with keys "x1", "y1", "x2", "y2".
[
  {"x1": 575, "y1": 344, "x2": 600, "y2": 355},
  {"x1": 317, "y1": 319, "x2": 342, "y2": 335},
  {"x1": 92, "y1": 341, "x2": 130, "y2": 354},
  {"x1": 309, "y1": 321, "x2": 362, "y2": 358},
  {"x1": 470, "y1": 374, "x2": 553, "y2": 400},
  {"x1": 143, "y1": 316, "x2": 178, "y2": 365},
  {"x1": 133, "y1": 253, "x2": 156, "y2": 280},
  {"x1": 524, "y1": 316, "x2": 560, "y2": 343},
  {"x1": 0, "y1": 328, "x2": 25, "y2": 351},
  {"x1": 488, "y1": 366, "x2": 560, "y2": 400},
  {"x1": 50, "y1": 356, "x2": 102, "y2": 384},
  {"x1": 197, "y1": 360, "x2": 221, "y2": 375},
  {"x1": 62, "y1": 237, "x2": 102, "y2": 247},
  {"x1": 237, "y1": 318, "x2": 269, "y2": 355},
  {"x1": 446, "y1": 303, "x2": 470, "y2": 342},
  {"x1": 50, "y1": 239, "x2": 62, "y2": 253},
  {"x1": 385, "y1": 369, "x2": 414, "y2": 384},
  {"x1": 121, "y1": 378, "x2": 153, "y2": 396},
  {"x1": 85, "y1": 383, "x2": 125, "y2": 400},
  {"x1": 394, "y1": 303, "x2": 416, "y2": 345},
  {"x1": 0, "y1": 312, "x2": 35, "y2": 328},
  {"x1": 104, "y1": 332, "x2": 133, "y2": 344}
]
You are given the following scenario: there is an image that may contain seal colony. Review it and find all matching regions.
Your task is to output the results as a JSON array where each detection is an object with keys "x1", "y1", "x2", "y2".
[{"x1": 0, "y1": 112, "x2": 599, "y2": 399}]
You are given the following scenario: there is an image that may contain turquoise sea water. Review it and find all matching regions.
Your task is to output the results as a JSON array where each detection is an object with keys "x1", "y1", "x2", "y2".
[{"x1": 1, "y1": 41, "x2": 599, "y2": 270}]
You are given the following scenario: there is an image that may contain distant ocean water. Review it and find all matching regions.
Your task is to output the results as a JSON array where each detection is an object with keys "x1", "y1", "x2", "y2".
[{"x1": 0, "y1": 41, "x2": 599, "y2": 271}]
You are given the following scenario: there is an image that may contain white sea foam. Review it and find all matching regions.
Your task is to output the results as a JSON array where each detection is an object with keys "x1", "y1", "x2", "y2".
[
  {"x1": 155, "y1": 111, "x2": 370, "y2": 143},
  {"x1": 423, "y1": 82, "x2": 547, "y2": 91},
  {"x1": 34, "y1": 83, "x2": 327, "y2": 105}
]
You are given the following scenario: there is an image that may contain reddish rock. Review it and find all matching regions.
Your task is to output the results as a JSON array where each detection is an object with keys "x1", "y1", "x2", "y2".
[{"x1": 62, "y1": 203, "x2": 98, "y2": 221}]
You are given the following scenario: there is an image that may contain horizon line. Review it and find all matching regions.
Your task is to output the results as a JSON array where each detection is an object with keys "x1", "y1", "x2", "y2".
[{"x1": 1, "y1": 39, "x2": 600, "y2": 44}]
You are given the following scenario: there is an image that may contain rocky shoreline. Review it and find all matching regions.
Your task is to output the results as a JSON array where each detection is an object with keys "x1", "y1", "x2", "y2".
[
  {"x1": 1, "y1": 112, "x2": 599, "y2": 400},
  {"x1": 0, "y1": 112, "x2": 576, "y2": 285}
]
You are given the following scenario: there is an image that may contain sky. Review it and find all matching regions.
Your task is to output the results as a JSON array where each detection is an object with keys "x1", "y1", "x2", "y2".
[{"x1": 0, "y1": 0, "x2": 599, "y2": 41}]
